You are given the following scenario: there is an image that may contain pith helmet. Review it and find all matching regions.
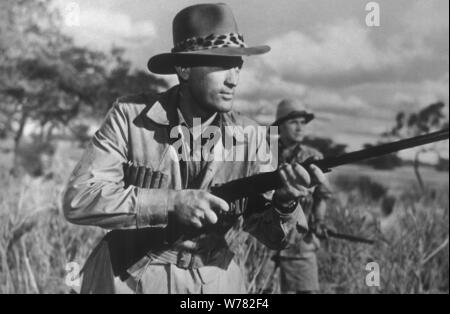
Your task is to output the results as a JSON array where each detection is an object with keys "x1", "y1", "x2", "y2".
[{"x1": 272, "y1": 99, "x2": 315, "y2": 126}]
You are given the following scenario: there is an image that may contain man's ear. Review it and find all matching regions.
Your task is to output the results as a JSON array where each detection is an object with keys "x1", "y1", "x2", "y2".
[{"x1": 174, "y1": 66, "x2": 191, "y2": 82}]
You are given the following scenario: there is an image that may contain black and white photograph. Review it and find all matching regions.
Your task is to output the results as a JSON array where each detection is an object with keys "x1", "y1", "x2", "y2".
[{"x1": 0, "y1": 0, "x2": 448, "y2": 298}]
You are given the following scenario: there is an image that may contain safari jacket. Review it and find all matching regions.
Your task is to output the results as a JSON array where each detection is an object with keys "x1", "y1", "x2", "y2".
[{"x1": 62, "y1": 85, "x2": 307, "y2": 293}]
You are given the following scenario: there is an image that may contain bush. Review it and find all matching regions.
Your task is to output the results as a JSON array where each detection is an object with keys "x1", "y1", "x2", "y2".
[
  {"x1": 70, "y1": 123, "x2": 92, "y2": 148},
  {"x1": 435, "y1": 157, "x2": 449, "y2": 172}
]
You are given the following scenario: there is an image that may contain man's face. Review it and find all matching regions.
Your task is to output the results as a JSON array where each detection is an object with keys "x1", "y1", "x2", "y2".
[
  {"x1": 280, "y1": 117, "x2": 308, "y2": 143},
  {"x1": 184, "y1": 59, "x2": 242, "y2": 114}
]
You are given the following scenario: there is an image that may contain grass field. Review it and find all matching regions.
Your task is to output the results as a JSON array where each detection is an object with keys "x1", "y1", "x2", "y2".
[
  {"x1": 330, "y1": 164, "x2": 448, "y2": 194},
  {"x1": 0, "y1": 143, "x2": 448, "y2": 293}
]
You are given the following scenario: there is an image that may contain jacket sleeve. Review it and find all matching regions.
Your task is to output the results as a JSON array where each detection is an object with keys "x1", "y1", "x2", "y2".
[
  {"x1": 62, "y1": 101, "x2": 170, "y2": 230},
  {"x1": 242, "y1": 129, "x2": 308, "y2": 250}
]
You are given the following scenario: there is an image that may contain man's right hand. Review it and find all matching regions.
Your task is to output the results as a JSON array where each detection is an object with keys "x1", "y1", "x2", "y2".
[{"x1": 168, "y1": 190, "x2": 229, "y2": 228}]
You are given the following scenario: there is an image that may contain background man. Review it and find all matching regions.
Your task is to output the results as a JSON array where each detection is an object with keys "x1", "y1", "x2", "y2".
[
  {"x1": 273, "y1": 98, "x2": 333, "y2": 294},
  {"x1": 63, "y1": 4, "x2": 327, "y2": 294}
]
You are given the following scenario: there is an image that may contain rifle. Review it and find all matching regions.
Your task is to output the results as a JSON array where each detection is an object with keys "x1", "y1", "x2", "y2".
[
  {"x1": 314, "y1": 227, "x2": 375, "y2": 245},
  {"x1": 108, "y1": 130, "x2": 446, "y2": 275},
  {"x1": 210, "y1": 129, "x2": 449, "y2": 204}
]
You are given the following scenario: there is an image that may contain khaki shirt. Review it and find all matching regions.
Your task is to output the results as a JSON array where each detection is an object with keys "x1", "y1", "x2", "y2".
[{"x1": 63, "y1": 85, "x2": 307, "y2": 291}]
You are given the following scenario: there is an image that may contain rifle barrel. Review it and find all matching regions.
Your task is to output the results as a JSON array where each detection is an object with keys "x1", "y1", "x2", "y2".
[
  {"x1": 315, "y1": 129, "x2": 449, "y2": 170},
  {"x1": 210, "y1": 129, "x2": 449, "y2": 202}
]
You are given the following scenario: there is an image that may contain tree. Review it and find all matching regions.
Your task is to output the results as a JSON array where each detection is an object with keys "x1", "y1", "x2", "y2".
[
  {"x1": 383, "y1": 102, "x2": 449, "y2": 190},
  {"x1": 65, "y1": 46, "x2": 169, "y2": 148},
  {"x1": 0, "y1": 0, "x2": 107, "y2": 151},
  {"x1": 0, "y1": 0, "x2": 169, "y2": 175},
  {"x1": 97, "y1": 47, "x2": 168, "y2": 114},
  {"x1": 435, "y1": 157, "x2": 449, "y2": 172}
]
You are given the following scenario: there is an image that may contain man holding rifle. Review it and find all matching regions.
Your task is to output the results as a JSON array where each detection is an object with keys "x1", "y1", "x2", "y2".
[{"x1": 62, "y1": 3, "x2": 327, "y2": 294}]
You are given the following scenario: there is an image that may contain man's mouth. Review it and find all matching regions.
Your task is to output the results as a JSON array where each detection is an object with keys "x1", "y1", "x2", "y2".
[{"x1": 219, "y1": 91, "x2": 234, "y2": 100}]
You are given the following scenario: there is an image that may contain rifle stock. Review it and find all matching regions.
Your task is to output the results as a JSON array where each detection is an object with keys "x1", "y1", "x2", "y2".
[{"x1": 210, "y1": 129, "x2": 449, "y2": 203}]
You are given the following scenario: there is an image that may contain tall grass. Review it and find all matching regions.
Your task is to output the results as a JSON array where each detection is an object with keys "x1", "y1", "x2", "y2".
[
  {"x1": 0, "y1": 144, "x2": 103, "y2": 294},
  {"x1": 236, "y1": 174, "x2": 449, "y2": 294},
  {"x1": 317, "y1": 186, "x2": 449, "y2": 294},
  {"x1": 0, "y1": 146, "x2": 448, "y2": 293}
]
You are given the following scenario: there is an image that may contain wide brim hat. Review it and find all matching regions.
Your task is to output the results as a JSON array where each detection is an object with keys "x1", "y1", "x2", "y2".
[
  {"x1": 147, "y1": 3, "x2": 270, "y2": 74},
  {"x1": 272, "y1": 99, "x2": 315, "y2": 126}
]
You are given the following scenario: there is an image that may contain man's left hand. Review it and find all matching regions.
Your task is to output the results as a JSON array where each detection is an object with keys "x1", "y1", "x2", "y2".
[{"x1": 273, "y1": 163, "x2": 327, "y2": 208}]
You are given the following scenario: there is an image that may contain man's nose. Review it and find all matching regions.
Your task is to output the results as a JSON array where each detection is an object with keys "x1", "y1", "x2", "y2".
[{"x1": 225, "y1": 67, "x2": 240, "y2": 88}]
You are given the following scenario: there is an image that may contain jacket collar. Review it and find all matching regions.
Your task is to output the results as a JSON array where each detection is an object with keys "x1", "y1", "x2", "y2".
[{"x1": 146, "y1": 85, "x2": 180, "y2": 126}]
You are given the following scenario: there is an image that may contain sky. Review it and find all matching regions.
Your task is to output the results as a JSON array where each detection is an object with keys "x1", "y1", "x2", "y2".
[{"x1": 59, "y1": 0, "x2": 449, "y2": 160}]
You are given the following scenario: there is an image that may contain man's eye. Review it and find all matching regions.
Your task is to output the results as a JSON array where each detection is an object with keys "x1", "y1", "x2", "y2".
[{"x1": 226, "y1": 59, "x2": 243, "y2": 70}]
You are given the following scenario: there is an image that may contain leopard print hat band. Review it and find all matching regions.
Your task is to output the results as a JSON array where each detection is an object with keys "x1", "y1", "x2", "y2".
[{"x1": 172, "y1": 32, "x2": 246, "y2": 53}]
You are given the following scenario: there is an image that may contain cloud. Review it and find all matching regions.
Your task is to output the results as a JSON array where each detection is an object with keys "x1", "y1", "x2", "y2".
[
  {"x1": 63, "y1": 6, "x2": 157, "y2": 50},
  {"x1": 418, "y1": 74, "x2": 450, "y2": 106},
  {"x1": 389, "y1": 74, "x2": 449, "y2": 110},
  {"x1": 236, "y1": 82, "x2": 372, "y2": 129},
  {"x1": 304, "y1": 90, "x2": 369, "y2": 112},
  {"x1": 262, "y1": 18, "x2": 434, "y2": 85},
  {"x1": 236, "y1": 63, "x2": 370, "y2": 110},
  {"x1": 402, "y1": 0, "x2": 449, "y2": 38},
  {"x1": 237, "y1": 67, "x2": 307, "y2": 101},
  {"x1": 80, "y1": 9, "x2": 156, "y2": 40}
]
